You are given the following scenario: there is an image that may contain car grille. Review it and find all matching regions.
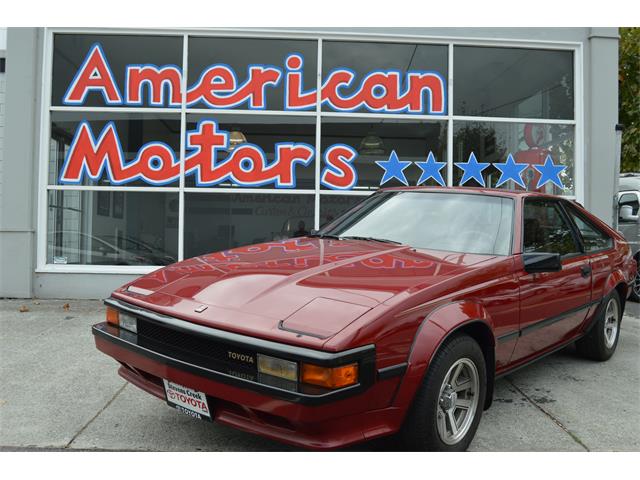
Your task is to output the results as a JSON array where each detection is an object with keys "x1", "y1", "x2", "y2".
[{"x1": 136, "y1": 318, "x2": 258, "y2": 375}]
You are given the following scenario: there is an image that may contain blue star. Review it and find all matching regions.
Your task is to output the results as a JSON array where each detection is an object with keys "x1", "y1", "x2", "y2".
[
  {"x1": 533, "y1": 155, "x2": 566, "y2": 189},
  {"x1": 415, "y1": 151, "x2": 446, "y2": 186},
  {"x1": 455, "y1": 152, "x2": 491, "y2": 187},
  {"x1": 375, "y1": 150, "x2": 412, "y2": 186},
  {"x1": 494, "y1": 154, "x2": 528, "y2": 188}
]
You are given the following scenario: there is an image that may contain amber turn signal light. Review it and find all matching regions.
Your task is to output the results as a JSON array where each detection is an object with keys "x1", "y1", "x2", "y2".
[
  {"x1": 301, "y1": 362, "x2": 358, "y2": 389},
  {"x1": 106, "y1": 306, "x2": 120, "y2": 326}
]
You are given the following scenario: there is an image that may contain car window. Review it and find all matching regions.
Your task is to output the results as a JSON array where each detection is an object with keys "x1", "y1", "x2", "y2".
[
  {"x1": 523, "y1": 200, "x2": 580, "y2": 256},
  {"x1": 323, "y1": 192, "x2": 514, "y2": 255},
  {"x1": 564, "y1": 204, "x2": 613, "y2": 253},
  {"x1": 619, "y1": 192, "x2": 639, "y2": 218}
]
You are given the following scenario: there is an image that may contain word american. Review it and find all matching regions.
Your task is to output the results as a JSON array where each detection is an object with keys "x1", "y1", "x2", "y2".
[{"x1": 63, "y1": 43, "x2": 446, "y2": 114}]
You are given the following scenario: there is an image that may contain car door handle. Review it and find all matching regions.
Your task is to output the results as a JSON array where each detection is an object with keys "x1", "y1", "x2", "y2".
[{"x1": 580, "y1": 265, "x2": 592, "y2": 278}]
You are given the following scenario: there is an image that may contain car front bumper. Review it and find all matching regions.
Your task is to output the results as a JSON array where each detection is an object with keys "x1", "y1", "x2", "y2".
[{"x1": 92, "y1": 299, "x2": 407, "y2": 449}]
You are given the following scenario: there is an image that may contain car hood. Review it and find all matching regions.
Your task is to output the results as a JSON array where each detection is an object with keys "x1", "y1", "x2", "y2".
[{"x1": 114, "y1": 238, "x2": 496, "y2": 346}]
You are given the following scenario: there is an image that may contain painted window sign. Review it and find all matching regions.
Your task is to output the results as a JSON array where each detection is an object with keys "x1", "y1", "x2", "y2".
[
  {"x1": 54, "y1": 40, "x2": 569, "y2": 192},
  {"x1": 58, "y1": 118, "x2": 566, "y2": 190},
  {"x1": 62, "y1": 43, "x2": 446, "y2": 114}
]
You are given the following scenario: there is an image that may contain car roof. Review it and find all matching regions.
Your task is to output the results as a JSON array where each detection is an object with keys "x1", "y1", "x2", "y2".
[
  {"x1": 619, "y1": 175, "x2": 640, "y2": 191},
  {"x1": 378, "y1": 186, "x2": 566, "y2": 199}
]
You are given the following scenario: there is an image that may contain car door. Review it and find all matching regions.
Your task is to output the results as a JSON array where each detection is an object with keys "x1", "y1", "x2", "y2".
[
  {"x1": 510, "y1": 198, "x2": 592, "y2": 364},
  {"x1": 562, "y1": 200, "x2": 616, "y2": 305}
]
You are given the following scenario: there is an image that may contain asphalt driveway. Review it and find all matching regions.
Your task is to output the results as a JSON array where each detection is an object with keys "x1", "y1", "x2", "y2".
[{"x1": 1, "y1": 299, "x2": 638, "y2": 451}]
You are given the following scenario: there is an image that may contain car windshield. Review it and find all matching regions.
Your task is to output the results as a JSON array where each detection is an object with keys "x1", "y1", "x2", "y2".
[{"x1": 321, "y1": 191, "x2": 514, "y2": 255}]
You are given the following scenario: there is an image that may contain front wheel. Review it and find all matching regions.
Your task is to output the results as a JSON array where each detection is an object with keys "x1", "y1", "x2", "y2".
[{"x1": 401, "y1": 334, "x2": 486, "y2": 451}]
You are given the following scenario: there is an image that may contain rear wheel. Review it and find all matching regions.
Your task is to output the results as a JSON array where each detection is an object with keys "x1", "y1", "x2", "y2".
[
  {"x1": 401, "y1": 334, "x2": 486, "y2": 451},
  {"x1": 630, "y1": 257, "x2": 640, "y2": 302},
  {"x1": 576, "y1": 290, "x2": 622, "y2": 361}
]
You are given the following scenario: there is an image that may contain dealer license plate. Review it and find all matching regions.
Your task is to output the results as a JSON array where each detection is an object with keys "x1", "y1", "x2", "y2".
[{"x1": 163, "y1": 380, "x2": 212, "y2": 422}]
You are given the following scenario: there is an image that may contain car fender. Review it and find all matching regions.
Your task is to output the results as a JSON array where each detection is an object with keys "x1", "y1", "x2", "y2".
[
  {"x1": 604, "y1": 268, "x2": 629, "y2": 300},
  {"x1": 391, "y1": 300, "x2": 495, "y2": 411}
]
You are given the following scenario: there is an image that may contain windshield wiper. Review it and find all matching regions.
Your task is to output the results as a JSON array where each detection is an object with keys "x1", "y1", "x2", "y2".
[
  {"x1": 340, "y1": 235, "x2": 402, "y2": 245},
  {"x1": 307, "y1": 233, "x2": 342, "y2": 240}
]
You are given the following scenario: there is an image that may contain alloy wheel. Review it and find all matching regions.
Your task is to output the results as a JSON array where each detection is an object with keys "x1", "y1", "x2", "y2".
[
  {"x1": 436, "y1": 358, "x2": 480, "y2": 445},
  {"x1": 603, "y1": 297, "x2": 620, "y2": 349}
]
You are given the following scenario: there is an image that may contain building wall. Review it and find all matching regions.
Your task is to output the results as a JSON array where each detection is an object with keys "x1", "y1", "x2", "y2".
[
  {"x1": 0, "y1": 27, "x2": 620, "y2": 299},
  {"x1": 0, "y1": 28, "x2": 6, "y2": 229},
  {"x1": 0, "y1": 28, "x2": 41, "y2": 298}
]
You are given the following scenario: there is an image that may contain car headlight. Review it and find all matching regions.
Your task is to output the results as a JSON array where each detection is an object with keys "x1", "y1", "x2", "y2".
[
  {"x1": 256, "y1": 353, "x2": 359, "y2": 389},
  {"x1": 257, "y1": 354, "x2": 297, "y2": 382}
]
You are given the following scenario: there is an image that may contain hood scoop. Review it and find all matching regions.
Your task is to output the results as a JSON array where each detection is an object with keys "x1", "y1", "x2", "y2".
[{"x1": 279, "y1": 297, "x2": 371, "y2": 339}]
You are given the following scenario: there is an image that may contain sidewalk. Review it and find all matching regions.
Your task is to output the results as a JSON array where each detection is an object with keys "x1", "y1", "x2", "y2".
[{"x1": 1, "y1": 299, "x2": 638, "y2": 451}]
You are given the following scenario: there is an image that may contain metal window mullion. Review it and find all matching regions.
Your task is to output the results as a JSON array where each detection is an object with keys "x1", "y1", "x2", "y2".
[
  {"x1": 46, "y1": 27, "x2": 583, "y2": 51},
  {"x1": 49, "y1": 105, "x2": 181, "y2": 114},
  {"x1": 447, "y1": 42, "x2": 454, "y2": 187},
  {"x1": 178, "y1": 34, "x2": 189, "y2": 262},
  {"x1": 320, "y1": 111, "x2": 448, "y2": 121},
  {"x1": 451, "y1": 115, "x2": 576, "y2": 125},
  {"x1": 314, "y1": 38, "x2": 322, "y2": 231},
  {"x1": 319, "y1": 190, "x2": 371, "y2": 197},
  {"x1": 186, "y1": 108, "x2": 317, "y2": 117},
  {"x1": 182, "y1": 187, "x2": 316, "y2": 195},
  {"x1": 46, "y1": 185, "x2": 180, "y2": 192}
]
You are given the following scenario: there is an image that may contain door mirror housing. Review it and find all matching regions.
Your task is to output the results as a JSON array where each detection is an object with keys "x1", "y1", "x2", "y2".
[
  {"x1": 619, "y1": 204, "x2": 639, "y2": 223},
  {"x1": 523, "y1": 252, "x2": 562, "y2": 274}
]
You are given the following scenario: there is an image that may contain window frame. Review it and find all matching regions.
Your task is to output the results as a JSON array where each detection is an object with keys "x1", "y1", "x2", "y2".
[
  {"x1": 36, "y1": 28, "x2": 584, "y2": 274},
  {"x1": 560, "y1": 200, "x2": 614, "y2": 255},
  {"x1": 521, "y1": 197, "x2": 585, "y2": 259}
]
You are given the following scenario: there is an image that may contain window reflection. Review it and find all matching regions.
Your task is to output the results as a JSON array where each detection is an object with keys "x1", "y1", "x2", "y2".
[
  {"x1": 452, "y1": 122, "x2": 575, "y2": 195},
  {"x1": 184, "y1": 193, "x2": 314, "y2": 258},
  {"x1": 47, "y1": 191, "x2": 178, "y2": 265},
  {"x1": 454, "y1": 46, "x2": 574, "y2": 119},
  {"x1": 321, "y1": 118, "x2": 447, "y2": 189}
]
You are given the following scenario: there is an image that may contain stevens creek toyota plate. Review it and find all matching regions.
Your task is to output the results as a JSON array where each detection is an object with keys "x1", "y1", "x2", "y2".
[{"x1": 163, "y1": 380, "x2": 212, "y2": 421}]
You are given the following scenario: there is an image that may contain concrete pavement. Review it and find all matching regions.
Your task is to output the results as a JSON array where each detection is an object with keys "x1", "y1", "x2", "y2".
[{"x1": 1, "y1": 299, "x2": 638, "y2": 451}]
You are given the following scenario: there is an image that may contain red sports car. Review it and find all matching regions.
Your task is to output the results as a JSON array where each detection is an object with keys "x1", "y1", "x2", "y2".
[{"x1": 93, "y1": 188, "x2": 637, "y2": 451}]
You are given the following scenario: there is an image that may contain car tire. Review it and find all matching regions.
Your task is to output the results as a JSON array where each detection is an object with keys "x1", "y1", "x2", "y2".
[
  {"x1": 630, "y1": 258, "x2": 640, "y2": 303},
  {"x1": 576, "y1": 290, "x2": 622, "y2": 361},
  {"x1": 401, "y1": 334, "x2": 486, "y2": 452}
]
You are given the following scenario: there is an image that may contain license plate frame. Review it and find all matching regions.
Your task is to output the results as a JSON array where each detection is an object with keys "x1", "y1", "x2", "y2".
[{"x1": 163, "y1": 379, "x2": 212, "y2": 422}]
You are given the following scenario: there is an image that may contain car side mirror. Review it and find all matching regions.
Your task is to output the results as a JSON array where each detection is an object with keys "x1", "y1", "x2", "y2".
[
  {"x1": 523, "y1": 252, "x2": 562, "y2": 274},
  {"x1": 619, "y1": 205, "x2": 639, "y2": 222}
]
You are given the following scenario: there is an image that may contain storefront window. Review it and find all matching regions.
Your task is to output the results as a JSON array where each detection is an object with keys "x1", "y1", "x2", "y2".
[
  {"x1": 319, "y1": 195, "x2": 369, "y2": 228},
  {"x1": 49, "y1": 111, "x2": 181, "y2": 187},
  {"x1": 47, "y1": 191, "x2": 179, "y2": 265},
  {"x1": 52, "y1": 34, "x2": 183, "y2": 108},
  {"x1": 322, "y1": 41, "x2": 448, "y2": 115},
  {"x1": 44, "y1": 32, "x2": 580, "y2": 269},
  {"x1": 454, "y1": 46, "x2": 574, "y2": 119},
  {"x1": 184, "y1": 193, "x2": 314, "y2": 258},
  {"x1": 321, "y1": 118, "x2": 447, "y2": 189},
  {"x1": 452, "y1": 122, "x2": 575, "y2": 195},
  {"x1": 184, "y1": 114, "x2": 316, "y2": 189},
  {"x1": 188, "y1": 36, "x2": 317, "y2": 111}
]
